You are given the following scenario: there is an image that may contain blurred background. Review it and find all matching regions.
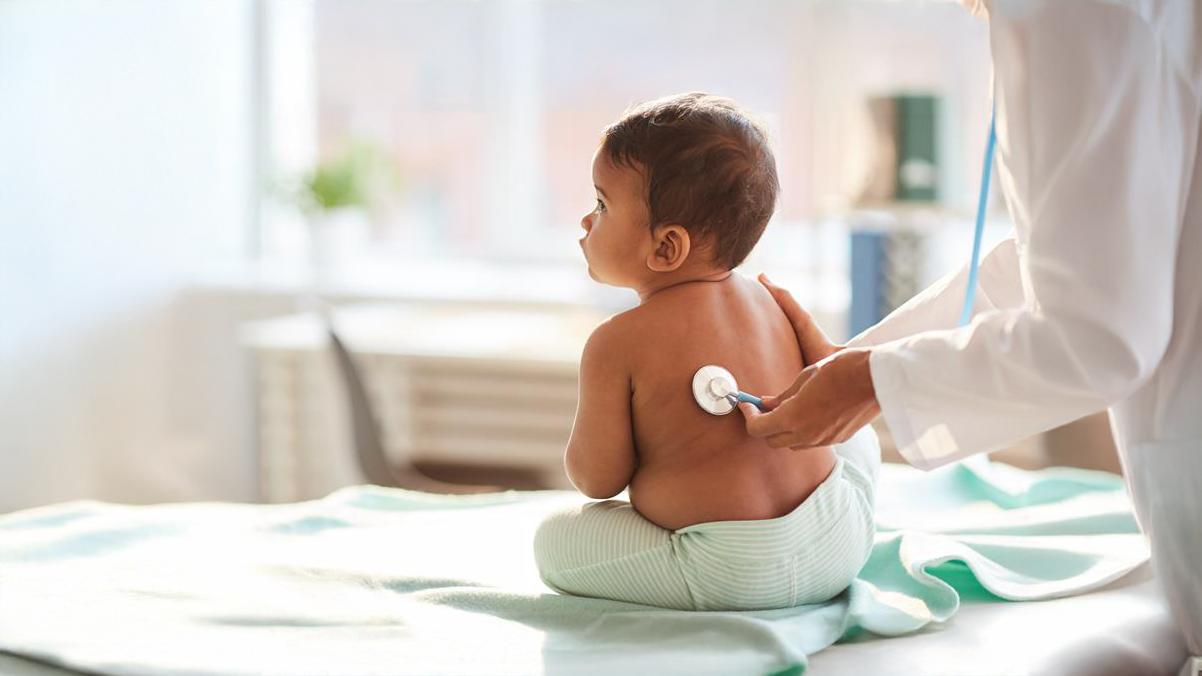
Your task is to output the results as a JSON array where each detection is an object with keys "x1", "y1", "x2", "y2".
[{"x1": 0, "y1": 0, "x2": 1118, "y2": 513}]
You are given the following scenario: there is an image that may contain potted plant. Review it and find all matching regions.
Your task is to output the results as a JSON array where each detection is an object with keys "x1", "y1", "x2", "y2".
[{"x1": 286, "y1": 142, "x2": 394, "y2": 274}]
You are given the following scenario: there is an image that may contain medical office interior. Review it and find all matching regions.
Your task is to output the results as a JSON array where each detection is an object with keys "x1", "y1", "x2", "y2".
[
  {"x1": 3, "y1": 0, "x2": 1126, "y2": 515},
  {"x1": 9, "y1": 1, "x2": 1190, "y2": 674}
]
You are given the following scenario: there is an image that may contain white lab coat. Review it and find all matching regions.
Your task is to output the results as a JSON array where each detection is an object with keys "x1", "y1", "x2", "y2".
[{"x1": 847, "y1": 0, "x2": 1202, "y2": 662}]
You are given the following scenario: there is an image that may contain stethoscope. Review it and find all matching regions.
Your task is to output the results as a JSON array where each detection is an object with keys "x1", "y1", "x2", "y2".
[{"x1": 693, "y1": 106, "x2": 998, "y2": 416}]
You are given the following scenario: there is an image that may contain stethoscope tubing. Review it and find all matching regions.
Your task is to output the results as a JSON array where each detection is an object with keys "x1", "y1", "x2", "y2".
[
  {"x1": 729, "y1": 391, "x2": 766, "y2": 411},
  {"x1": 959, "y1": 103, "x2": 997, "y2": 328}
]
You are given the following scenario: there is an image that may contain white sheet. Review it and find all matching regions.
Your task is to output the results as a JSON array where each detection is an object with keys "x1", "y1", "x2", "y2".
[{"x1": 0, "y1": 462, "x2": 1187, "y2": 676}]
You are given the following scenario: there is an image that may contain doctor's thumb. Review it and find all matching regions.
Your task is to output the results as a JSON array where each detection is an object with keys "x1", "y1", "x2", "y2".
[
  {"x1": 737, "y1": 402, "x2": 760, "y2": 422},
  {"x1": 738, "y1": 402, "x2": 772, "y2": 437}
]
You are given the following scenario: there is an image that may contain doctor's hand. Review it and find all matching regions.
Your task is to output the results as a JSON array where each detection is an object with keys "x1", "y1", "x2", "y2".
[
  {"x1": 756, "y1": 273, "x2": 841, "y2": 367},
  {"x1": 738, "y1": 347, "x2": 881, "y2": 450}
]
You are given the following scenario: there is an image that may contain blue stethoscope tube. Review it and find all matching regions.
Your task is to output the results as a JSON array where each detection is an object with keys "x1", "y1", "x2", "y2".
[
  {"x1": 959, "y1": 105, "x2": 997, "y2": 328},
  {"x1": 727, "y1": 391, "x2": 766, "y2": 411}
]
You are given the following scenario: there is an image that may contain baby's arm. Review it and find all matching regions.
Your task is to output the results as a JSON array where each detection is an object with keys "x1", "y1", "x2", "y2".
[{"x1": 563, "y1": 319, "x2": 636, "y2": 499}]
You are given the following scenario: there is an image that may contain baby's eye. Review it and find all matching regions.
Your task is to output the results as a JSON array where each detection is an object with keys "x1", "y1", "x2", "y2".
[{"x1": 595, "y1": 198, "x2": 606, "y2": 213}]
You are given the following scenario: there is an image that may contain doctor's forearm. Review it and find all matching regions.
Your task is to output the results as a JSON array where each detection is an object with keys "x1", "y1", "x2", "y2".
[{"x1": 870, "y1": 305, "x2": 1168, "y2": 469}]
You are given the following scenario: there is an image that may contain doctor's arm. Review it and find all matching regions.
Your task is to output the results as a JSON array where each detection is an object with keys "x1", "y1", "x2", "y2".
[
  {"x1": 859, "y1": 0, "x2": 1187, "y2": 467},
  {"x1": 753, "y1": 232, "x2": 1023, "y2": 403},
  {"x1": 747, "y1": 0, "x2": 1191, "y2": 467},
  {"x1": 846, "y1": 233, "x2": 1023, "y2": 349},
  {"x1": 563, "y1": 321, "x2": 637, "y2": 499}
]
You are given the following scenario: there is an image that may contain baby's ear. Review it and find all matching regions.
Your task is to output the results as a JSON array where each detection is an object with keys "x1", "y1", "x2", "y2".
[{"x1": 646, "y1": 224, "x2": 691, "y2": 272}]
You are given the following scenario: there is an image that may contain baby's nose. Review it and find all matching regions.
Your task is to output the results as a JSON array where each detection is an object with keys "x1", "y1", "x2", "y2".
[{"x1": 580, "y1": 213, "x2": 593, "y2": 232}]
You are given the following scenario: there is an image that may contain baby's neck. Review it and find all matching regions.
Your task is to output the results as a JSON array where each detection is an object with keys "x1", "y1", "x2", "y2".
[{"x1": 635, "y1": 268, "x2": 733, "y2": 303}]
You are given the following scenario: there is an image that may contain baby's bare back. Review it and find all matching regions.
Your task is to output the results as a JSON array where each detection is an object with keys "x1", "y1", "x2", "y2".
[{"x1": 614, "y1": 273, "x2": 837, "y2": 531}]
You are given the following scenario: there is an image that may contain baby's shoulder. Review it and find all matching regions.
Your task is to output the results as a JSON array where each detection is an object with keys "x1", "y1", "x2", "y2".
[
  {"x1": 581, "y1": 308, "x2": 641, "y2": 357},
  {"x1": 586, "y1": 274, "x2": 769, "y2": 351},
  {"x1": 581, "y1": 303, "x2": 667, "y2": 358}
]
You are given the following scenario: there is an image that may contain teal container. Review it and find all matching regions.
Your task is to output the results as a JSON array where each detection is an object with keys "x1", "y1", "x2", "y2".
[{"x1": 894, "y1": 95, "x2": 939, "y2": 202}]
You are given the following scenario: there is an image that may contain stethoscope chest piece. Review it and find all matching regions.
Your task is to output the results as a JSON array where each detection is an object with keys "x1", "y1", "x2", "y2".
[{"x1": 692, "y1": 365, "x2": 739, "y2": 415}]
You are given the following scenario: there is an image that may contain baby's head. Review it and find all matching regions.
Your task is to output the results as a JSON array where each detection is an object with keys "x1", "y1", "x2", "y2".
[{"x1": 580, "y1": 92, "x2": 779, "y2": 288}]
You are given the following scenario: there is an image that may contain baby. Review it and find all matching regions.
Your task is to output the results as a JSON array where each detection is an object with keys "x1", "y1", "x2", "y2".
[{"x1": 533, "y1": 93, "x2": 880, "y2": 611}]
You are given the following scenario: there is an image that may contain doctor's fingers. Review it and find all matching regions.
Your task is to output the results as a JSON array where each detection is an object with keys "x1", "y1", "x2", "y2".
[
  {"x1": 757, "y1": 273, "x2": 840, "y2": 366},
  {"x1": 758, "y1": 394, "x2": 781, "y2": 411},
  {"x1": 770, "y1": 364, "x2": 818, "y2": 407},
  {"x1": 745, "y1": 396, "x2": 808, "y2": 441},
  {"x1": 760, "y1": 399, "x2": 855, "y2": 449}
]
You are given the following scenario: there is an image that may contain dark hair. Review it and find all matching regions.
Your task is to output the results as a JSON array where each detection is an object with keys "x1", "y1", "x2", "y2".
[{"x1": 600, "y1": 92, "x2": 779, "y2": 270}]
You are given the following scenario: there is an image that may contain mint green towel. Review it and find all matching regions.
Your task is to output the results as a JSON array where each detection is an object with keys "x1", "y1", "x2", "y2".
[{"x1": 0, "y1": 459, "x2": 1145, "y2": 676}]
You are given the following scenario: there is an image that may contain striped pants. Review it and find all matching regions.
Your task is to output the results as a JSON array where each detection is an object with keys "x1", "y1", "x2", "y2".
[{"x1": 532, "y1": 428, "x2": 879, "y2": 611}]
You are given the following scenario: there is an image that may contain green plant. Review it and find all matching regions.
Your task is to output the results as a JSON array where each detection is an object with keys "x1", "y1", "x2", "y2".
[{"x1": 282, "y1": 142, "x2": 396, "y2": 216}]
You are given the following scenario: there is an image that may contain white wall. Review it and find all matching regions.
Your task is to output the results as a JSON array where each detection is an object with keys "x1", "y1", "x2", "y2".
[{"x1": 0, "y1": 0, "x2": 256, "y2": 511}]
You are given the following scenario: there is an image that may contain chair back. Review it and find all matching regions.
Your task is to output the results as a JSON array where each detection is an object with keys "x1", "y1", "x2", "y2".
[{"x1": 325, "y1": 322, "x2": 398, "y2": 487}]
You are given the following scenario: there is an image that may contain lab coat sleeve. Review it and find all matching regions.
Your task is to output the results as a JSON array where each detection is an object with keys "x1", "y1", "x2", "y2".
[
  {"x1": 845, "y1": 233, "x2": 1024, "y2": 349},
  {"x1": 867, "y1": 0, "x2": 1191, "y2": 470}
]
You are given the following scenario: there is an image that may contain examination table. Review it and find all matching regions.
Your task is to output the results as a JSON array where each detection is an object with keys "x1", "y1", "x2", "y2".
[{"x1": 0, "y1": 460, "x2": 1188, "y2": 676}]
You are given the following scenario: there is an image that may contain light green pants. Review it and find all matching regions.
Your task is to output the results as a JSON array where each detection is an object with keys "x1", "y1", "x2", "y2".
[{"x1": 533, "y1": 428, "x2": 880, "y2": 611}]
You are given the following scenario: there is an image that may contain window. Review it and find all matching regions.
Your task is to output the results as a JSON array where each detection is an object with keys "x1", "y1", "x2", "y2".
[{"x1": 259, "y1": 0, "x2": 991, "y2": 322}]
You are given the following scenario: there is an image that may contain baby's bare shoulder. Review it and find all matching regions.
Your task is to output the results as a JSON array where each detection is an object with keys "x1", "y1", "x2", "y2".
[
  {"x1": 612, "y1": 298, "x2": 689, "y2": 337},
  {"x1": 582, "y1": 308, "x2": 644, "y2": 358},
  {"x1": 583, "y1": 303, "x2": 680, "y2": 366},
  {"x1": 590, "y1": 275, "x2": 771, "y2": 353}
]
